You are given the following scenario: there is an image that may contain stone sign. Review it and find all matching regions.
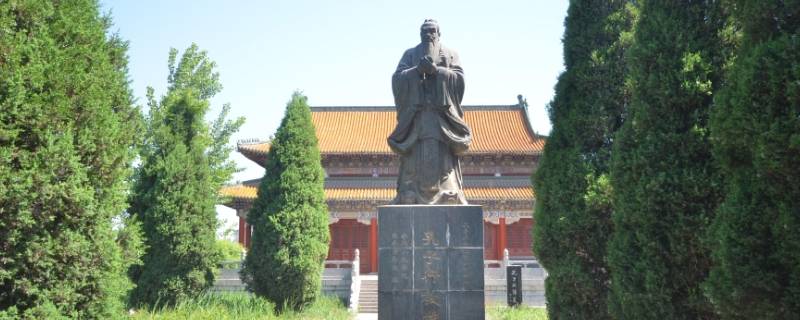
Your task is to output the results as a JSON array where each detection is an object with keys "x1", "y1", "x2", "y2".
[
  {"x1": 506, "y1": 265, "x2": 522, "y2": 307},
  {"x1": 378, "y1": 205, "x2": 484, "y2": 320}
]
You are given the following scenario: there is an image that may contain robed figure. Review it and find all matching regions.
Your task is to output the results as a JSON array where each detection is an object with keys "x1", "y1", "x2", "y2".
[{"x1": 388, "y1": 19, "x2": 472, "y2": 205}]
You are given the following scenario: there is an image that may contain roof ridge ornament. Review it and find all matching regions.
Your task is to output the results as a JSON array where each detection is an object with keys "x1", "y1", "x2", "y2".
[{"x1": 517, "y1": 94, "x2": 528, "y2": 110}]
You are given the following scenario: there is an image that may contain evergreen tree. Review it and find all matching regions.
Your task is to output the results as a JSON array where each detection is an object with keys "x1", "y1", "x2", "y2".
[
  {"x1": 532, "y1": 1, "x2": 634, "y2": 319},
  {"x1": 241, "y1": 92, "x2": 330, "y2": 311},
  {"x1": 0, "y1": 0, "x2": 140, "y2": 317},
  {"x1": 607, "y1": 1, "x2": 727, "y2": 318},
  {"x1": 706, "y1": 2, "x2": 800, "y2": 318},
  {"x1": 129, "y1": 44, "x2": 243, "y2": 307}
]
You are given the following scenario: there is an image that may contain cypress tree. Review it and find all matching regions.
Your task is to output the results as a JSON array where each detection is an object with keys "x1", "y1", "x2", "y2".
[
  {"x1": 607, "y1": 1, "x2": 726, "y2": 318},
  {"x1": 129, "y1": 44, "x2": 243, "y2": 307},
  {"x1": 0, "y1": 0, "x2": 140, "y2": 317},
  {"x1": 533, "y1": 2, "x2": 634, "y2": 319},
  {"x1": 241, "y1": 92, "x2": 330, "y2": 311},
  {"x1": 706, "y1": 2, "x2": 800, "y2": 318}
]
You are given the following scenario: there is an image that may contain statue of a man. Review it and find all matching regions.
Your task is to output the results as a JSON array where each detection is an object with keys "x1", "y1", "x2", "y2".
[{"x1": 388, "y1": 19, "x2": 472, "y2": 205}]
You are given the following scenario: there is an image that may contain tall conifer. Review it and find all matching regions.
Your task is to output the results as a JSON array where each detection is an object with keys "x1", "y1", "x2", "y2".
[
  {"x1": 129, "y1": 44, "x2": 243, "y2": 307},
  {"x1": 607, "y1": 1, "x2": 726, "y2": 318},
  {"x1": 241, "y1": 92, "x2": 330, "y2": 311},
  {"x1": 706, "y1": 2, "x2": 800, "y2": 318},
  {"x1": 0, "y1": 1, "x2": 139, "y2": 317},
  {"x1": 533, "y1": 2, "x2": 633, "y2": 319}
]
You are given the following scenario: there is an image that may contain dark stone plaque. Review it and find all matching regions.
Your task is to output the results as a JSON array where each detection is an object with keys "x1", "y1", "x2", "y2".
[
  {"x1": 378, "y1": 205, "x2": 484, "y2": 320},
  {"x1": 414, "y1": 249, "x2": 448, "y2": 291},
  {"x1": 447, "y1": 291, "x2": 485, "y2": 319},
  {"x1": 448, "y1": 249, "x2": 484, "y2": 291},
  {"x1": 379, "y1": 292, "x2": 412, "y2": 319},
  {"x1": 507, "y1": 265, "x2": 523, "y2": 307},
  {"x1": 414, "y1": 291, "x2": 447, "y2": 320},
  {"x1": 379, "y1": 248, "x2": 413, "y2": 291},
  {"x1": 446, "y1": 209, "x2": 484, "y2": 248}
]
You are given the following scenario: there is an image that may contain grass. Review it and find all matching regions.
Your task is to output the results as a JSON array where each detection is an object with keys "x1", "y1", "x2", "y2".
[
  {"x1": 129, "y1": 292, "x2": 352, "y2": 320},
  {"x1": 486, "y1": 304, "x2": 548, "y2": 320},
  {"x1": 128, "y1": 292, "x2": 547, "y2": 319}
]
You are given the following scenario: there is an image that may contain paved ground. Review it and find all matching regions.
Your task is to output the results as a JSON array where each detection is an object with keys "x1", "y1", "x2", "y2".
[{"x1": 355, "y1": 313, "x2": 377, "y2": 320}]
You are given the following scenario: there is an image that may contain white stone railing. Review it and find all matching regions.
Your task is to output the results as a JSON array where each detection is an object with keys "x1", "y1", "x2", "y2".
[
  {"x1": 324, "y1": 260, "x2": 353, "y2": 268},
  {"x1": 348, "y1": 249, "x2": 360, "y2": 312}
]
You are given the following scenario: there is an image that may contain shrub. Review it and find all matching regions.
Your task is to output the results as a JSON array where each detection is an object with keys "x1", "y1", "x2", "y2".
[
  {"x1": 705, "y1": 2, "x2": 800, "y2": 318},
  {"x1": 129, "y1": 44, "x2": 243, "y2": 307},
  {"x1": 532, "y1": 1, "x2": 633, "y2": 319},
  {"x1": 241, "y1": 92, "x2": 330, "y2": 311},
  {"x1": 607, "y1": 1, "x2": 727, "y2": 318},
  {"x1": 0, "y1": 1, "x2": 139, "y2": 317}
]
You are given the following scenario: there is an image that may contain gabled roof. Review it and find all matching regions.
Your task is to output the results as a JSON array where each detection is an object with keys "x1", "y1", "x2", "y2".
[{"x1": 238, "y1": 103, "x2": 545, "y2": 167}]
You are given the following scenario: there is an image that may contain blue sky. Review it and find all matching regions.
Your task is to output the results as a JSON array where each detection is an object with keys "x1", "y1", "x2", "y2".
[{"x1": 98, "y1": 0, "x2": 569, "y2": 232}]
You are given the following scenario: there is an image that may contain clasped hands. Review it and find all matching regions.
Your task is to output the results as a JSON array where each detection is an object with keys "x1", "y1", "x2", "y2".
[{"x1": 417, "y1": 56, "x2": 438, "y2": 76}]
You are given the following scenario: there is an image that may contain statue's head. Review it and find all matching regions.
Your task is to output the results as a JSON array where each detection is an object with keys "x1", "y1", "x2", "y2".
[{"x1": 420, "y1": 19, "x2": 440, "y2": 43}]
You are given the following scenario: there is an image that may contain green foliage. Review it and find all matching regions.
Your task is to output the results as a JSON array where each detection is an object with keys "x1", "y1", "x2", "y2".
[
  {"x1": 607, "y1": 1, "x2": 727, "y2": 318},
  {"x1": 486, "y1": 305, "x2": 548, "y2": 320},
  {"x1": 116, "y1": 215, "x2": 147, "y2": 276},
  {"x1": 0, "y1": 0, "x2": 140, "y2": 317},
  {"x1": 216, "y1": 239, "x2": 244, "y2": 261},
  {"x1": 531, "y1": 1, "x2": 633, "y2": 319},
  {"x1": 129, "y1": 292, "x2": 350, "y2": 320},
  {"x1": 111, "y1": 213, "x2": 146, "y2": 313},
  {"x1": 241, "y1": 92, "x2": 330, "y2": 311},
  {"x1": 705, "y1": 2, "x2": 800, "y2": 318},
  {"x1": 129, "y1": 44, "x2": 244, "y2": 307}
]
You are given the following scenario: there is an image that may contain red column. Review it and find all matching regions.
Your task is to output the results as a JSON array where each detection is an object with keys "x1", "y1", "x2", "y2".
[
  {"x1": 244, "y1": 223, "x2": 252, "y2": 248},
  {"x1": 498, "y1": 217, "x2": 507, "y2": 260},
  {"x1": 238, "y1": 217, "x2": 246, "y2": 246},
  {"x1": 369, "y1": 218, "x2": 378, "y2": 274}
]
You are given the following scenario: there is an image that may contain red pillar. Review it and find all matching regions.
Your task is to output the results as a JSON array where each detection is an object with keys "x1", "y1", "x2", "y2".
[
  {"x1": 369, "y1": 218, "x2": 378, "y2": 274},
  {"x1": 238, "y1": 217, "x2": 246, "y2": 246},
  {"x1": 498, "y1": 217, "x2": 507, "y2": 260},
  {"x1": 244, "y1": 223, "x2": 252, "y2": 248}
]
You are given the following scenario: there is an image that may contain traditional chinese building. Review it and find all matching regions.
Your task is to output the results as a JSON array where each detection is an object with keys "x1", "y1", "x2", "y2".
[{"x1": 220, "y1": 98, "x2": 544, "y2": 274}]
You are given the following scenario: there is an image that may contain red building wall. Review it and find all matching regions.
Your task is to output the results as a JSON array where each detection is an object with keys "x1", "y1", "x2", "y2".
[{"x1": 328, "y1": 219, "x2": 371, "y2": 272}]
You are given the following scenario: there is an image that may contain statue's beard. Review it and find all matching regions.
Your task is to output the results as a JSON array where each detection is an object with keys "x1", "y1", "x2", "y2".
[{"x1": 422, "y1": 40, "x2": 440, "y2": 60}]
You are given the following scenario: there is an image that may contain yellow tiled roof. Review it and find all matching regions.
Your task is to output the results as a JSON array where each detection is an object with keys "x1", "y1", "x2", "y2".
[
  {"x1": 238, "y1": 142, "x2": 270, "y2": 155},
  {"x1": 237, "y1": 106, "x2": 544, "y2": 159},
  {"x1": 220, "y1": 185, "x2": 258, "y2": 199},
  {"x1": 220, "y1": 185, "x2": 534, "y2": 202}
]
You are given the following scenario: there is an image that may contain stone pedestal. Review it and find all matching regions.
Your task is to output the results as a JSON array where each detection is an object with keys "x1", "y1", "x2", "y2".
[{"x1": 378, "y1": 205, "x2": 485, "y2": 320}]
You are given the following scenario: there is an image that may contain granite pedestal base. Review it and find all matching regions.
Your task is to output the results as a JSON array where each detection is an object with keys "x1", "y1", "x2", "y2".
[{"x1": 378, "y1": 205, "x2": 485, "y2": 320}]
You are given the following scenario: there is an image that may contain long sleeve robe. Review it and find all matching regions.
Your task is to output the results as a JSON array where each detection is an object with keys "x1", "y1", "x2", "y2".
[{"x1": 388, "y1": 42, "x2": 472, "y2": 204}]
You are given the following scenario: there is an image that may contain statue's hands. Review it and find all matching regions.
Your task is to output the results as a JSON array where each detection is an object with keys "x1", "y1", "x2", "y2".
[{"x1": 419, "y1": 57, "x2": 436, "y2": 75}]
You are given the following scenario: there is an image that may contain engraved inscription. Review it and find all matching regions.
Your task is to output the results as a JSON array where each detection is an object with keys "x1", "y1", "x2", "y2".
[
  {"x1": 390, "y1": 250, "x2": 412, "y2": 289},
  {"x1": 421, "y1": 231, "x2": 440, "y2": 246},
  {"x1": 507, "y1": 265, "x2": 522, "y2": 306},
  {"x1": 421, "y1": 292, "x2": 440, "y2": 320},
  {"x1": 461, "y1": 255, "x2": 471, "y2": 287},
  {"x1": 391, "y1": 232, "x2": 411, "y2": 247},
  {"x1": 422, "y1": 251, "x2": 442, "y2": 282}
]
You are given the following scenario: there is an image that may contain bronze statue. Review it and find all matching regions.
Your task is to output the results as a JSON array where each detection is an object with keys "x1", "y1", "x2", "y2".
[{"x1": 388, "y1": 19, "x2": 472, "y2": 205}]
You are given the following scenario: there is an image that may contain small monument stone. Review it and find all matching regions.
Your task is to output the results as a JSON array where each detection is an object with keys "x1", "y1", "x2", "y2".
[{"x1": 506, "y1": 265, "x2": 523, "y2": 307}]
